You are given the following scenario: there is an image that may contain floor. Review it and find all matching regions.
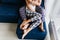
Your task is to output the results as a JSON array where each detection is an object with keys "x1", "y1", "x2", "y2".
[
  {"x1": 0, "y1": 23, "x2": 18, "y2": 40},
  {"x1": 0, "y1": 20, "x2": 59, "y2": 40},
  {"x1": 0, "y1": 23, "x2": 49, "y2": 40},
  {"x1": 53, "y1": 5, "x2": 60, "y2": 40}
]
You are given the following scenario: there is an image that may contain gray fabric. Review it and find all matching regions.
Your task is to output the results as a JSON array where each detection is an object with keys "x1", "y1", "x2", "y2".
[{"x1": 19, "y1": 7, "x2": 26, "y2": 20}]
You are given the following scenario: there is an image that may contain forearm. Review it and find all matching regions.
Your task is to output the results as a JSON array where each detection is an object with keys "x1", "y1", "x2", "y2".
[
  {"x1": 20, "y1": 19, "x2": 31, "y2": 29},
  {"x1": 22, "y1": 19, "x2": 31, "y2": 24}
]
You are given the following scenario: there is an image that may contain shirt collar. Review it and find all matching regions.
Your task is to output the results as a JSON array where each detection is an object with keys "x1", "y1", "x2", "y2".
[{"x1": 26, "y1": 7, "x2": 36, "y2": 13}]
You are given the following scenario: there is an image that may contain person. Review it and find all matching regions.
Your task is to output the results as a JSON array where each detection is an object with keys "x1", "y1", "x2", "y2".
[{"x1": 19, "y1": 0, "x2": 45, "y2": 39}]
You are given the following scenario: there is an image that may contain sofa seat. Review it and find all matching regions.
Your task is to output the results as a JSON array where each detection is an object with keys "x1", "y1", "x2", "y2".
[
  {"x1": 16, "y1": 18, "x2": 47, "y2": 39},
  {"x1": 0, "y1": 4, "x2": 19, "y2": 23}
]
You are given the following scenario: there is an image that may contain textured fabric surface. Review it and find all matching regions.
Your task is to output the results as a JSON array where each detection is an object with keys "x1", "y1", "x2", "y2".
[
  {"x1": 1, "y1": 0, "x2": 20, "y2": 4},
  {"x1": 0, "y1": 0, "x2": 25, "y2": 23},
  {"x1": 0, "y1": 4, "x2": 19, "y2": 23}
]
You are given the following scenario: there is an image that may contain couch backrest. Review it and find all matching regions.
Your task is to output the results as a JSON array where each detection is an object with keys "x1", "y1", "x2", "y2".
[
  {"x1": 0, "y1": 0, "x2": 1, "y2": 3},
  {"x1": 1, "y1": 0, "x2": 25, "y2": 6},
  {"x1": 1, "y1": 0, "x2": 20, "y2": 4},
  {"x1": 1, "y1": 0, "x2": 44, "y2": 8}
]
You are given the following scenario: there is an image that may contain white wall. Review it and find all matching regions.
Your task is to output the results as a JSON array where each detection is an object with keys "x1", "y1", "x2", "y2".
[
  {"x1": 45, "y1": 0, "x2": 57, "y2": 40},
  {"x1": 45, "y1": 0, "x2": 60, "y2": 40}
]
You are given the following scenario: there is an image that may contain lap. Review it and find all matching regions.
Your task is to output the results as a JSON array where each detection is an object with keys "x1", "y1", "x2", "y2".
[{"x1": 16, "y1": 18, "x2": 47, "y2": 39}]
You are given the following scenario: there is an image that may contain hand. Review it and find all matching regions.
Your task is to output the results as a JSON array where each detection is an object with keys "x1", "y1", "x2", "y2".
[
  {"x1": 20, "y1": 19, "x2": 31, "y2": 30},
  {"x1": 22, "y1": 23, "x2": 30, "y2": 30}
]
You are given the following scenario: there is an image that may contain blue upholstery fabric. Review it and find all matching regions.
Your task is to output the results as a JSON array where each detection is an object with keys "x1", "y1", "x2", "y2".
[
  {"x1": 0, "y1": 4, "x2": 19, "y2": 23},
  {"x1": 16, "y1": 18, "x2": 47, "y2": 39},
  {"x1": 0, "y1": 0, "x2": 25, "y2": 23},
  {"x1": 1, "y1": 0, "x2": 20, "y2": 4},
  {"x1": 41, "y1": 0, "x2": 45, "y2": 8},
  {"x1": 0, "y1": 0, "x2": 47, "y2": 39},
  {"x1": 0, "y1": 0, "x2": 1, "y2": 3},
  {"x1": 0, "y1": 0, "x2": 44, "y2": 23}
]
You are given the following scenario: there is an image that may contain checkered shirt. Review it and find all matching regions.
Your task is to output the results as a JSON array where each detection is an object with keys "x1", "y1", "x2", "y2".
[{"x1": 26, "y1": 8, "x2": 42, "y2": 29}]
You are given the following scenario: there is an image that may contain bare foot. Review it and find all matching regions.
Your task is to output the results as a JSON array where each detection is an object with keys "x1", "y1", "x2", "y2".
[
  {"x1": 22, "y1": 28, "x2": 32, "y2": 39},
  {"x1": 39, "y1": 23, "x2": 45, "y2": 32},
  {"x1": 40, "y1": 26, "x2": 45, "y2": 32}
]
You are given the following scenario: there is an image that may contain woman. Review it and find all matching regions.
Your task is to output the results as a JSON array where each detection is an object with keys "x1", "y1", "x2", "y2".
[
  {"x1": 16, "y1": 0, "x2": 47, "y2": 39},
  {"x1": 19, "y1": 0, "x2": 45, "y2": 39}
]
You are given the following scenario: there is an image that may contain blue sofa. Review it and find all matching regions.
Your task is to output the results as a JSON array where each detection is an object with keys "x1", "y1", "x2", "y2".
[
  {"x1": 0, "y1": 0, "x2": 25, "y2": 23},
  {"x1": 0, "y1": 0, "x2": 47, "y2": 39},
  {"x1": 0, "y1": 0, "x2": 45, "y2": 23},
  {"x1": 16, "y1": 18, "x2": 47, "y2": 39}
]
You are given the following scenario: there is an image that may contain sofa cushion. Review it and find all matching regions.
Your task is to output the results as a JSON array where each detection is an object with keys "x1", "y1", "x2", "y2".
[
  {"x1": 16, "y1": 18, "x2": 47, "y2": 39},
  {"x1": 1, "y1": 0, "x2": 19, "y2": 4},
  {"x1": 1, "y1": 0, "x2": 24, "y2": 5},
  {"x1": 0, "y1": 4, "x2": 19, "y2": 23}
]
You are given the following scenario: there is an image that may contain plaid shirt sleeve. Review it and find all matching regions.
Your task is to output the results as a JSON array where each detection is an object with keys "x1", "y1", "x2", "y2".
[
  {"x1": 41, "y1": 8, "x2": 45, "y2": 22},
  {"x1": 36, "y1": 6, "x2": 45, "y2": 22},
  {"x1": 29, "y1": 19, "x2": 41, "y2": 29},
  {"x1": 26, "y1": 9, "x2": 42, "y2": 22},
  {"x1": 30, "y1": 12, "x2": 42, "y2": 22},
  {"x1": 19, "y1": 7, "x2": 27, "y2": 20}
]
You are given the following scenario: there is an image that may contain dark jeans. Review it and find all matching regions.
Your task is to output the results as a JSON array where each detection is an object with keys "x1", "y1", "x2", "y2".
[{"x1": 16, "y1": 18, "x2": 47, "y2": 40}]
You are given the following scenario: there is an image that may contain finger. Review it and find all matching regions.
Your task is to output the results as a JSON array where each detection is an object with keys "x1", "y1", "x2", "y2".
[
  {"x1": 23, "y1": 24, "x2": 29, "y2": 30},
  {"x1": 20, "y1": 21, "x2": 27, "y2": 29},
  {"x1": 20, "y1": 24, "x2": 24, "y2": 29},
  {"x1": 20, "y1": 21, "x2": 29, "y2": 29},
  {"x1": 23, "y1": 22, "x2": 29, "y2": 26}
]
